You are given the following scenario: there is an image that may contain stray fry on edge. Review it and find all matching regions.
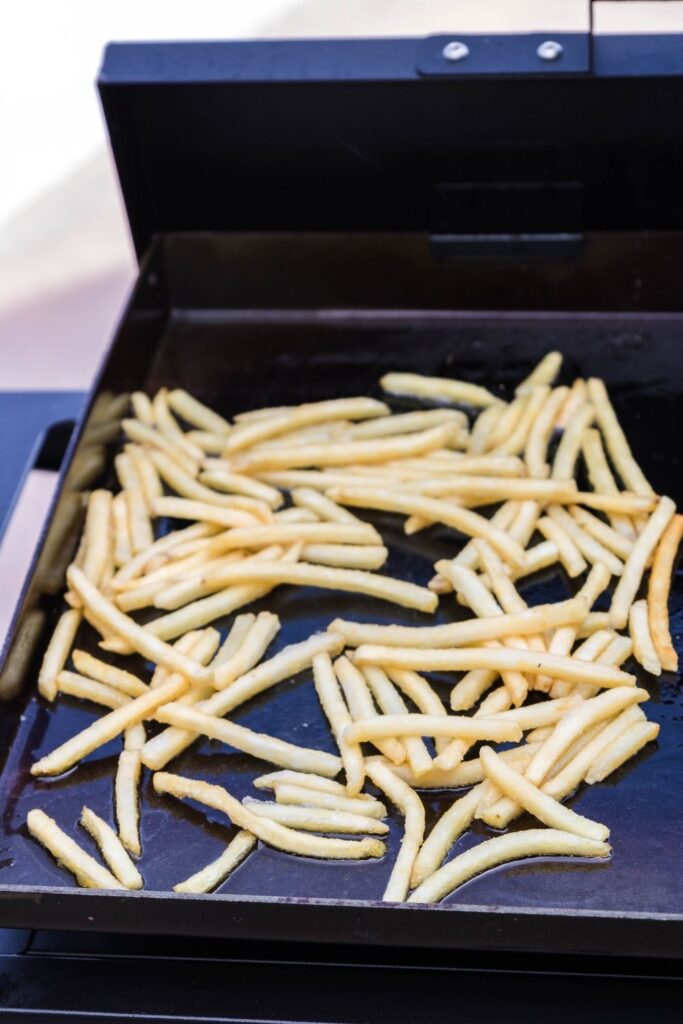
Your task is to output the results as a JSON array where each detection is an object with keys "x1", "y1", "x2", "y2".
[
  {"x1": 56, "y1": 671, "x2": 131, "y2": 711},
  {"x1": 116, "y1": 750, "x2": 142, "y2": 856},
  {"x1": 71, "y1": 650, "x2": 148, "y2": 697},
  {"x1": 587, "y1": 377, "x2": 654, "y2": 496},
  {"x1": 648, "y1": 514, "x2": 683, "y2": 671},
  {"x1": 365, "y1": 760, "x2": 425, "y2": 902},
  {"x1": 38, "y1": 608, "x2": 82, "y2": 701},
  {"x1": 410, "y1": 785, "x2": 483, "y2": 888},
  {"x1": 27, "y1": 809, "x2": 124, "y2": 890},
  {"x1": 379, "y1": 371, "x2": 498, "y2": 409},
  {"x1": 80, "y1": 807, "x2": 143, "y2": 889},
  {"x1": 516, "y1": 351, "x2": 563, "y2": 395},
  {"x1": 173, "y1": 830, "x2": 256, "y2": 893}
]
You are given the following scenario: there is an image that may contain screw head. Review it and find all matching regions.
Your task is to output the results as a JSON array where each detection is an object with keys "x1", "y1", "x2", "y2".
[
  {"x1": 537, "y1": 39, "x2": 563, "y2": 61},
  {"x1": 442, "y1": 40, "x2": 470, "y2": 62}
]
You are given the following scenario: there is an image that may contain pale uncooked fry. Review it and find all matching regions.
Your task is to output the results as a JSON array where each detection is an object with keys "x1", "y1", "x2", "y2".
[
  {"x1": 124, "y1": 722, "x2": 147, "y2": 750},
  {"x1": 379, "y1": 371, "x2": 498, "y2": 409},
  {"x1": 436, "y1": 563, "x2": 499, "y2": 616},
  {"x1": 386, "y1": 668, "x2": 449, "y2": 755},
  {"x1": 27, "y1": 810, "x2": 125, "y2": 890},
  {"x1": 245, "y1": 421, "x2": 351, "y2": 448},
  {"x1": 516, "y1": 351, "x2": 563, "y2": 395},
  {"x1": 273, "y1": 508, "x2": 319, "y2": 524},
  {"x1": 115, "y1": 750, "x2": 142, "y2": 855},
  {"x1": 127, "y1": 445, "x2": 163, "y2": 510},
  {"x1": 193, "y1": 431, "x2": 237, "y2": 453},
  {"x1": 291, "y1": 487, "x2": 363, "y2": 525},
  {"x1": 153, "y1": 390, "x2": 205, "y2": 461},
  {"x1": 509, "y1": 500, "x2": 541, "y2": 548},
  {"x1": 537, "y1": 516, "x2": 588, "y2": 578},
  {"x1": 487, "y1": 695, "x2": 580, "y2": 732},
  {"x1": 131, "y1": 391, "x2": 155, "y2": 425},
  {"x1": 577, "y1": 492, "x2": 656, "y2": 515},
  {"x1": 198, "y1": 468, "x2": 284, "y2": 508},
  {"x1": 154, "y1": 773, "x2": 383, "y2": 860},
  {"x1": 403, "y1": 496, "x2": 469, "y2": 536},
  {"x1": 213, "y1": 612, "x2": 280, "y2": 688},
  {"x1": 117, "y1": 552, "x2": 244, "y2": 612},
  {"x1": 31, "y1": 675, "x2": 189, "y2": 777},
  {"x1": 555, "y1": 378, "x2": 587, "y2": 430},
  {"x1": 577, "y1": 611, "x2": 611, "y2": 637},
  {"x1": 400, "y1": 476, "x2": 578, "y2": 503},
  {"x1": 435, "y1": 685, "x2": 513, "y2": 772},
  {"x1": 525, "y1": 725, "x2": 554, "y2": 743},
  {"x1": 110, "y1": 522, "x2": 217, "y2": 586},
  {"x1": 429, "y1": 507, "x2": 522, "y2": 593},
  {"x1": 610, "y1": 496, "x2": 677, "y2": 629},
  {"x1": 331, "y1": 595, "x2": 587, "y2": 649},
  {"x1": 148, "y1": 449, "x2": 271, "y2": 520},
  {"x1": 408, "y1": 829, "x2": 610, "y2": 905},
  {"x1": 487, "y1": 397, "x2": 526, "y2": 450},
  {"x1": 82, "y1": 490, "x2": 113, "y2": 586},
  {"x1": 115, "y1": 453, "x2": 154, "y2": 553},
  {"x1": 301, "y1": 544, "x2": 388, "y2": 571},
  {"x1": 585, "y1": 720, "x2": 660, "y2": 784},
  {"x1": 381, "y1": 742, "x2": 542, "y2": 789},
  {"x1": 546, "y1": 505, "x2": 624, "y2": 576},
  {"x1": 38, "y1": 608, "x2": 82, "y2": 701},
  {"x1": 122, "y1": 418, "x2": 197, "y2": 476},
  {"x1": 389, "y1": 454, "x2": 525, "y2": 477},
  {"x1": 149, "y1": 629, "x2": 201, "y2": 689},
  {"x1": 587, "y1": 377, "x2": 654, "y2": 495},
  {"x1": 80, "y1": 807, "x2": 143, "y2": 889},
  {"x1": 348, "y1": 408, "x2": 465, "y2": 440},
  {"x1": 581, "y1": 427, "x2": 636, "y2": 539},
  {"x1": 313, "y1": 653, "x2": 364, "y2": 794},
  {"x1": 67, "y1": 566, "x2": 212, "y2": 684},
  {"x1": 551, "y1": 401, "x2": 595, "y2": 480},
  {"x1": 243, "y1": 799, "x2": 388, "y2": 835},
  {"x1": 224, "y1": 397, "x2": 389, "y2": 454},
  {"x1": 648, "y1": 514, "x2": 683, "y2": 671},
  {"x1": 524, "y1": 386, "x2": 570, "y2": 478},
  {"x1": 335, "y1": 656, "x2": 405, "y2": 764},
  {"x1": 352, "y1": 644, "x2": 634, "y2": 689},
  {"x1": 233, "y1": 421, "x2": 460, "y2": 473},
  {"x1": 569, "y1": 506, "x2": 634, "y2": 561},
  {"x1": 547, "y1": 628, "x2": 615, "y2": 699},
  {"x1": 493, "y1": 387, "x2": 549, "y2": 457},
  {"x1": 253, "y1": 770, "x2": 349, "y2": 795},
  {"x1": 361, "y1": 665, "x2": 432, "y2": 777},
  {"x1": 174, "y1": 523, "x2": 381, "y2": 556},
  {"x1": 467, "y1": 402, "x2": 506, "y2": 454},
  {"x1": 473, "y1": 541, "x2": 526, "y2": 614},
  {"x1": 365, "y1": 760, "x2": 425, "y2": 902},
  {"x1": 112, "y1": 492, "x2": 133, "y2": 567},
  {"x1": 523, "y1": 687, "x2": 648, "y2": 787},
  {"x1": 410, "y1": 785, "x2": 483, "y2": 888},
  {"x1": 273, "y1": 782, "x2": 386, "y2": 818},
  {"x1": 71, "y1": 651, "x2": 147, "y2": 697},
  {"x1": 573, "y1": 634, "x2": 634, "y2": 700},
  {"x1": 140, "y1": 632, "x2": 344, "y2": 770},
  {"x1": 174, "y1": 830, "x2": 256, "y2": 893},
  {"x1": 326, "y1": 486, "x2": 525, "y2": 567},
  {"x1": 181, "y1": 561, "x2": 437, "y2": 614},
  {"x1": 166, "y1": 388, "x2": 231, "y2": 435},
  {"x1": 56, "y1": 671, "x2": 131, "y2": 710},
  {"x1": 152, "y1": 496, "x2": 259, "y2": 529},
  {"x1": 628, "y1": 599, "x2": 661, "y2": 676},
  {"x1": 345, "y1": 714, "x2": 522, "y2": 745},
  {"x1": 450, "y1": 670, "x2": 498, "y2": 711},
  {"x1": 479, "y1": 746, "x2": 609, "y2": 841},
  {"x1": 234, "y1": 404, "x2": 290, "y2": 423}
]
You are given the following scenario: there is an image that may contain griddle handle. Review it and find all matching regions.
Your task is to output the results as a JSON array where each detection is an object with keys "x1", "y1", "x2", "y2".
[{"x1": 0, "y1": 392, "x2": 86, "y2": 545}]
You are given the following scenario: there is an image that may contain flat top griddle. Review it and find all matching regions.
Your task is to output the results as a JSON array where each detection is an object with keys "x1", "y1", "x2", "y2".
[{"x1": 1, "y1": 303, "x2": 681, "y2": 957}]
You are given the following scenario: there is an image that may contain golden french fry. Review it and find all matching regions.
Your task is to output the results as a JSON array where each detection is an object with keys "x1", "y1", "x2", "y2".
[
  {"x1": 313, "y1": 653, "x2": 365, "y2": 794},
  {"x1": 225, "y1": 397, "x2": 389, "y2": 454},
  {"x1": 152, "y1": 496, "x2": 259, "y2": 528},
  {"x1": 331, "y1": 595, "x2": 587, "y2": 649},
  {"x1": 173, "y1": 830, "x2": 256, "y2": 893},
  {"x1": 167, "y1": 389, "x2": 231, "y2": 435},
  {"x1": 124, "y1": 722, "x2": 147, "y2": 750},
  {"x1": 516, "y1": 351, "x2": 563, "y2": 395},
  {"x1": 648, "y1": 514, "x2": 683, "y2": 671},
  {"x1": 38, "y1": 608, "x2": 82, "y2": 701},
  {"x1": 547, "y1": 505, "x2": 624, "y2": 576},
  {"x1": 551, "y1": 401, "x2": 595, "y2": 480},
  {"x1": 71, "y1": 651, "x2": 147, "y2": 697},
  {"x1": 253, "y1": 770, "x2": 349, "y2": 795},
  {"x1": 153, "y1": 390, "x2": 205, "y2": 461},
  {"x1": 581, "y1": 427, "x2": 636, "y2": 538},
  {"x1": 212, "y1": 612, "x2": 280, "y2": 688},
  {"x1": 335, "y1": 656, "x2": 405, "y2": 764},
  {"x1": 410, "y1": 785, "x2": 483, "y2": 888},
  {"x1": 408, "y1": 829, "x2": 610, "y2": 904},
  {"x1": 115, "y1": 750, "x2": 142, "y2": 855},
  {"x1": 467, "y1": 402, "x2": 506, "y2": 454},
  {"x1": 386, "y1": 667, "x2": 450, "y2": 755},
  {"x1": 365, "y1": 760, "x2": 425, "y2": 902},
  {"x1": 112, "y1": 492, "x2": 133, "y2": 567},
  {"x1": 291, "y1": 487, "x2": 362, "y2": 524},
  {"x1": 122, "y1": 418, "x2": 198, "y2": 476},
  {"x1": 610, "y1": 496, "x2": 677, "y2": 628},
  {"x1": 569, "y1": 506, "x2": 633, "y2": 561},
  {"x1": 629, "y1": 599, "x2": 661, "y2": 676},
  {"x1": 82, "y1": 490, "x2": 113, "y2": 587},
  {"x1": 154, "y1": 773, "x2": 383, "y2": 860},
  {"x1": 555, "y1": 378, "x2": 587, "y2": 430},
  {"x1": 127, "y1": 445, "x2": 164, "y2": 511},
  {"x1": 198, "y1": 468, "x2": 283, "y2": 508},
  {"x1": 115, "y1": 453, "x2": 154, "y2": 553},
  {"x1": 345, "y1": 713, "x2": 521, "y2": 745},
  {"x1": 585, "y1": 720, "x2": 660, "y2": 784},
  {"x1": 111, "y1": 522, "x2": 217, "y2": 586},
  {"x1": 56, "y1": 670, "x2": 131, "y2": 710},
  {"x1": 576, "y1": 492, "x2": 657, "y2": 515},
  {"x1": 524, "y1": 387, "x2": 569, "y2": 478},
  {"x1": 401, "y1": 476, "x2": 577, "y2": 503},
  {"x1": 380, "y1": 742, "x2": 542, "y2": 790},
  {"x1": 492, "y1": 387, "x2": 549, "y2": 457},
  {"x1": 27, "y1": 809, "x2": 125, "y2": 890},
  {"x1": 148, "y1": 449, "x2": 271, "y2": 520},
  {"x1": 488, "y1": 397, "x2": 526, "y2": 450},
  {"x1": 273, "y1": 782, "x2": 386, "y2": 818},
  {"x1": 472, "y1": 541, "x2": 526, "y2": 614},
  {"x1": 435, "y1": 685, "x2": 516, "y2": 772},
  {"x1": 361, "y1": 666, "x2": 432, "y2": 778},
  {"x1": 379, "y1": 371, "x2": 497, "y2": 408},
  {"x1": 587, "y1": 378, "x2": 654, "y2": 495},
  {"x1": 80, "y1": 806, "x2": 143, "y2": 889},
  {"x1": 537, "y1": 516, "x2": 587, "y2": 577},
  {"x1": 301, "y1": 543, "x2": 388, "y2": 570},
  {"x1": 450, "y1": 669, "x2": 498, "y2": 711},
  {"x1": 243, "y1": 799, "x2": 388, "y2": 834}
]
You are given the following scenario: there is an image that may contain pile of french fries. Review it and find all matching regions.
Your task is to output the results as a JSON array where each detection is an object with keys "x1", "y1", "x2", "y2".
[{"x1": 27, "y1": 352, "x2": 681, "y2": 904}]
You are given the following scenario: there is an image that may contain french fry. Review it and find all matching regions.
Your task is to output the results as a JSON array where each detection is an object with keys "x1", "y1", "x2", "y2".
[
  {"x1": 212, "y1": 611, "x2": 280, "y2": 688},
  {"x1": 335, "y1": 656, "x2": 405, "y2": 764},
  {"x1": 629, "y1": 599, "x2": 661, "y2": 676},
  {"x1": 38, "y1": 608, "x2": 82, "y2": 701},
  {"x1": 408, "y1": 829, "x2": 610, "y2": 905},
  {"x1": 243, "y1": 799, "x2": 388, "y2": 834},
  {"x1": 450, "y1": 669, "x2": 498, "y2": 711},
  {"x1": 555, "y1": 378, "x2": 587, "y2": 430},
  {"x1": 537, "y1": 516, "x2": 587, "y2": 578},
  {"x1": 301, "y1": 544, "x2": 388, "y2": 570},
  {"x1": 361, "y1": 666, "x2": 432, "y2": 778},
  {"x1": 473, "y1": 541, "x2": 526, "y2": 614},
  {"x1": 273, "y1": 508, "x2": 319, "y2": 524},
  {"x1": 224, "y1": 397, "x2": 389, "y2": 454},
  {"x1": 110, "y1": 522, "x2": 217, "y2": 586},
  {"x1": 253, "y1": 770, "x2": 349, "y2": 795},
  {"x1": 127, "y1": 445, "x2": 164, "y2": 510},
  {"x1": 648, "y1": 514, "x2": 683, "y2": 671},
  {"x1": 524, "y1": 387, "x2": 569, "y2": 478},
  {"x1": 167, "y1": 389, "x2": 231, "y2": 435},
  {"x1": 551, "y1": 402, "x2": 595, "y2": 480},
  {"x1": 467, "y1": 402, "x2": 506, "y2": 454},
  {"x1": 56, "y1": 671, "x2": 131, "y2": 710},
  {"x1": 173, "y1": 830, "x2": 256, "y2": 893},
  {"x1": 344, "y1": 714, "x2": 522, "y2": 745},
  {"x1": 122, "y1": 418, "x2": 197, "y2": 476},
  {"x1": 396, "y1": 476, "x2": 578, "y2": 503},
  {"x1": 153, "y1": 773, "x2": 384, "y2": 859},
  {"x1": 492, "y1": 387, "x2": 549, "y2": 457},
  {"x1": 516, "y1": 351, "x2": 563, "y2": 395},
  {"x1": 198, "y1": 468, "x2": 284, "y2": 508},
  {"x1": 410, "y1": 785, "x2": 483, "y2": 888},
  {"x1": 131, "y1": 391, "x2": 154, "y2": 425},
  {"x1": 576, "y1": 492, "x2": 656, "y2": 515},
  {"x1": 291, "y1": 487, "x2": 363, "y2": 525},
  {"x1": 71, "y1": 651, "x2": 147, "y2": 697},
  {"x1": 365, "y1": 760, "x2": 425, "y2": 902},
  {"x1": 31, "y1": 675, "x2": 189, "y2": 777},
  {"x1": 153, "y1": 389, "x2": 205, "y2": 461},
  {"x1": 152, "y1": 496, "x2": 259, "y2": 529},
  {"x1": 148, "y1": 547, "x2": 285, "y2": 613},
  {"x1": 610, "y1": 496, "x2": 677, "y2": 628},
  {"x1": 111, "y1": 492, "x2": 133, "y2": 567},
  {"x1": 379, "y1": 371, "x2": 498, "y2": 409},
  {"x1": 115, "y1": 453, "x2": 154, "y2": 553},
  {"x1": 313, "y1": 653, "x2": 365, "y2": 794},
  {"x1": 27, "y1": 809, "x2": 125, "y2": 890},
  {"x1": 381, "y1": 742, "x2": 542, "y2": 790},
  {"x1": 167, "y1": 522, "x2": 381, "y2": 554},
  {"x1": 547, "y1": 505, "x2": 624, "y2": 576},
  {"x1": 569, "y1": 506, "x2": 634, "y2": 561},
  {"x1": 82, "y1": 490, "x2": 113, "y2": 587},
  {"x1": 331, "y1": 595, "x2": 587, "y2": 649},
  {"x1": 80, "y1": 807, "x2": 143, "y2": 889},
  {"x1": 585, "y1": 720, "x2": 660, "y2": 784},
  {"x1": 273, "y1": 782, "x2": 386, "y2": 818},
  {"x1": 115, "y1": 750, "x2": 142, "y2": 855},
  {"x1": 480, "y1": 746, "x2": 609, "y2": 841},
  {"x1": 581, "y1": 427, "x2": 636, "y2": 539},
  {"x1": 587, "y1": 377, "x2": 654, "y2": 495},
  {"x1": 124, "y1": 722, "x2": 147, "y2": 750},
  {"x1": 435, "y1": 685, "x2": 515, "y2": 772},
  {"x1": 386, "y1": 667, "x2": 450, "y2": 755},
  {"x1": 488, "y1": 397, "x2": 526, "y2": 450},
  {"x1": 348, "y1": 408, "x2": 465, "y2": 440}
]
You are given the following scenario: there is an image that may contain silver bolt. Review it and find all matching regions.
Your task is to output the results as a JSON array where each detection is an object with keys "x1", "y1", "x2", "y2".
[
  {"x1": 442, "y1": 40, "x2": 469, "y2": 62},
  {"x1": 537, "y1": 40, "x2": 563, "y2": 61}
]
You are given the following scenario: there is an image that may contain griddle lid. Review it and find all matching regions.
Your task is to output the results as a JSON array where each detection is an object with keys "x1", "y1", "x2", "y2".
[{"x1": 98, "y1": 37, "x2": 683, "y2": 258}]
